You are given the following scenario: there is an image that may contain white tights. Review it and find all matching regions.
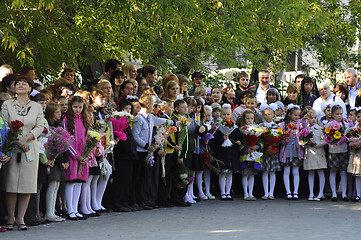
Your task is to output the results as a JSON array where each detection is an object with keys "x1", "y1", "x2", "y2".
[
  {"x1": 262, "y1": 171, "x2": 276, "y2": 197},
  {"x1": 203, "y1": 169, "x2": 212, "y2": 196},
  {"x1": 65, "y1": 182, "x2": 82, "y2": 218},
  {"x1": 355, "y1": 177, "x2": 361, "y2": 197},
  {"x1": 91, "y1": 175, "x2": 100, "y2": 210},
  {"x1": 80, "y1": 175, "x2": 96, "y2": 214},
  {"x1": 45, "y1": 180, "x2": 60, "y2": 219},
  {"x1": 283, "y1": 166, "x2": 299, "y2": 194},
  {"x1": 195, "y1": 171, "x2": 205, "y2": 197},
  {"x1": 330, "y1": 170, "x2": 347, "y2": 198},
  {"x1": 242, "y1": 174, "x2": 254, "y2": 198},
  {"x1": 219, "y1": 172, "x2": 232, "y2": 195},
  {"x1": 96, "y1": 172, "x2": 110, "y2": 210},
  {"x1": 308, "y1": 170, "x2": 325, "y2": 198}
]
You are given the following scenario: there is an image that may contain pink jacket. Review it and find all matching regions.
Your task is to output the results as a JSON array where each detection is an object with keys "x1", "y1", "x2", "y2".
[
  {"x1": 278, "y1": 120, "x2": 304, "y2": 163},
  {"x1": 63, "y1": 114, "x2": 89, "y2": 181}
]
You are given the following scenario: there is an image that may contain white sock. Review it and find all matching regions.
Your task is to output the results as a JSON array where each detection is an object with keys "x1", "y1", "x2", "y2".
[
  {"x1": 96, "y1": 173, "x2": 110, "y2": 209},
  {"x1": 329, "y1": 170, "x2": 337, "y2": 198},
  {"x1": 242, "y1": 175, "x2": 249, "y2": 198},
  {"x1": 269, "y1": 172, "x2": 276, "y2": 197},
  {"x1": 292, "y1": 166, "x2": 300, "y2": 194},
  {"x1": 308, "y1": 170, "x2": 315, "y2": 197},
  {"x1": 225, "y1": 172, "x2": 233, "y2": 195},
  {"x1": 348, "y1": 174, "x2": 353, "y2": 197},
  {"x1": 86, "y1": 175, "x2": 96, "y2": 213},
  {"x1": 317, "y1": 170, "x2": 325, "y2": 198},
  {"x1": 355, "y1": 177, "x2": 361, "y2": 197},
  {"x1": 73, "y1": 183, "x2": 82, "y2": 214},
  {"x1": 283, "y1": 166, "x2": 291, "y2": 194},
  {"x1": 262, "y1": 171, "x2": 269, "y2": 197},
  {"x1": 248, "y1": 175, "x2": 254, "y2": 198},
  {"x1": 65, "y1": 183, "x2": 75, "y2": 215},
  {"x1": 196, "y1": 171, "x2": 205, "y2": 196},
  {"x1": 204, "y1": 169, "x2": 212, "y2": 196},
  {"x1": 340, "y1": 170, "x2": 347, "y2": 198},
  {"x1": 219, "y1": 173, "x2": 226, "y2": 195},
  {"x1": 91, "y1": 175, "x2": 100, "y2": 210}
]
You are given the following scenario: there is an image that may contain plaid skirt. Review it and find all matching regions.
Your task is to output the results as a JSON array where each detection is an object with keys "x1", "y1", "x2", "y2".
[
  {"x1": 261, "y1": 153, "x2": 282, "y2": 172},
  {"x1": 328, "y1": 152, "x2": 349, "y2": 171},
  {"x1": 282, "y1": 157, "x2": 303, "y2": 167}
]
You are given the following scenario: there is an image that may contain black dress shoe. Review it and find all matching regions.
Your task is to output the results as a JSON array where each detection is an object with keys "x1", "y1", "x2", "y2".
[
  {"x1": 139, "y1": 204, "x2": 152, "y2": 210},
  {"x1": 114, "y1": 207, "x2": 131, "y2": 212},
  {"x1": 342, "y1": 197, "x2": 349, "y2": 202},
  {"x1": 129, "y1": 204, "x2": 142, "y2": 211},
  {"x1": 27, "y1": 220, "x2": 41, "y2": 226},
  {"x1": 160, "y1": 202, "x2": 174, "y2": 208},
  {"x1": 67, "y1": 216, "x2": 78, "y2": 221},
  {"x1": 172, "y1": 199, "x2": 190, "y2": 207},
  {"x1": 332, "y1": 197, "x2": 338, "y2": 202}
]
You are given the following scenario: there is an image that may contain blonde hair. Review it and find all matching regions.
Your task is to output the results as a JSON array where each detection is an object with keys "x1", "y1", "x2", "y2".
[
  {"x1": 287, "y1": 83, "x2": 300, "y2": 94},
  {"x1": 194, "y1": 86, "x2": 207, "y2": 98},
  {"x1": 162, "y1": 74, "x2": 179, "y2": 89},
  {"x1": 139, "y1": 94, "x2": 155, "y2": 108},
  {"x1": 122, "y1": 62, "x2": 137, "y2": 79}
]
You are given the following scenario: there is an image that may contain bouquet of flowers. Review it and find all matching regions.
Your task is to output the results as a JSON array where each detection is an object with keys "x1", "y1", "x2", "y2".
[
  {"x1": 177, "y1": 116, "x2": 192, "y2": 157},
  {"x1": 345, "y1": 127, "x2": 361, "y2": 150},
  {"x1": 218, "y1": 118, "x2": 237, "y2": 147},
  {"x1": 298, "y1": 128, "x2": 314, "y2": 147},
  {"x1": 2, "y1": 120, "x2": 24, "y2": 155},
  {"x1": 173, "y1": 162, "x2": 194, "y2": 189},
  {"x1": 323, "y1": 120, "x2": 347, "y2": 145},
  {"x1": 285, "y1": 122, "x2": 297, "y2": 137},
  {"x1": 78, "y1": 130, "x2": 101, "y2": 174},
  {"x1": 145, "y1": 123, "x2": 177, "y2": 169},
  {"x1": 203, "y1": 123, "x2": 218, "y2": 141},
  {"x1": 241, "y1": 124, "x2": 265, "y2": 161},
  {"x1": 91, "y1": 120, "x2": 114, "y2": 154},
  {"x1": 46, "y1": 127, "x2": 74, "y2": 160},
  {"x1": 262, "y1": 125, "x2": 285, "y2": 153},
  {"x1": 108, "y1": 111, "x2": 134, "y2": 141}
]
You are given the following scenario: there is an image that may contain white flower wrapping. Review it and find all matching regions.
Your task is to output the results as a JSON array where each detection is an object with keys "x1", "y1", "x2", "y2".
[
  {"x1": 110, "y1": 111, "x2": 134, "y2": 119},
  {"x1": 219, "y1": 125, "x2": 238, "y2": 147}
]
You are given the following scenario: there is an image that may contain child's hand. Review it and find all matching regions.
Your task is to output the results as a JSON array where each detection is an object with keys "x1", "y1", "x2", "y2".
[
  {"x1": 158, "y1": 150, "x2": 166, "y2": 157},
  {"x1": 115, "y1": 138, "x2": 120, "y2": 144},
  {"x1": 204, "y1": 139, "x2": 209, "y2": 145},
  {"x1": 61, "y1": 162, "x2": 69, "y2": 170},
  {"x1": 235, "y1": 140, "x2": 241, "y2": 146},
  {"x1": 223, "y1": 134, "x2": 229, "y2": 140},
  {"x1": 309, "y1": 141, "x2": 316, "y2": 147},
  {"x1": 174, "y1": 145, "x2": 182, "y2": 151},
  {"x1": 199, "y1": 126, "x2": 206, "y2": 133},
  {"x1": 178, "y1": 158, "x2": 183, "y2": 163},
  {"x1": 45, "y1": 160, "x2": 54, "y2": 167},
  {"x1": 0, "y1": 153, "x2": 10, "y2": 163},
  {"x1": 247, "y1": 147, "x2": 254, "y2": 154},
  {"x1": 149, "y1": 144, "x2": 158, "y2": 152}
]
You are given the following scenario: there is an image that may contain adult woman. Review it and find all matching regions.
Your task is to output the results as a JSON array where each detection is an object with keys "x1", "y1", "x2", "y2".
[
  {"x1": 109, "y1": 70, "x2": 127, "y2": 100},
  {"x1": 2, "y1": 77, "x2": 43, "y2": 230},
  {"x1": 140, "y1": 65, "x2": 157, "y2": 86},
  {"x1": 122, "y1": 62, "x2": 138, "y2": 80},
  {"x1": 297, "y1": 77, "x2": 317, "y2": 108},
  {"x1": 1, "y1": 74, "x2": 17, "y2": 97},
  {"x1": 163, "y1": 80, "x2": 179, "y2": 101},
  {"x1": 96, "y1": 80, "x2": 117, "y2": 119},
  {"x1": 127, "y1": 79, "x2": 139, "y2": 98},
  {"x1": 115, "y1": 81, "x2": 134, "y2": 109},
  {"x1": 136, "y1": 77, "x2": 149, "y2": 97}
]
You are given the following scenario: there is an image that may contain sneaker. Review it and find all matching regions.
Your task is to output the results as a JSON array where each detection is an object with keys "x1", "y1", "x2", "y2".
[
  {"x1": 268, "y1": 196, "x2": 275, "y2": 200},
  {"x1": 313, "y1": 197, "x2": 321, "y2": 201},
  {"x1": 250, "y1": 197, "x2": 256, "y2": 201},
  {"x1": 198, "y1": 194, "x2": 208, "y2": 201},
  {"x1": 206, "y1": 194, "x2": 216, "y2": 200},
  {"x1": 244, "y1": 197, "x2": 251, "y2": 201},
  {"x1": 308, "y1": 196, "x2": 314, "y2": 201},
  {"x1": 261, "y1": 196, "x2": 268, "y2": 200}
]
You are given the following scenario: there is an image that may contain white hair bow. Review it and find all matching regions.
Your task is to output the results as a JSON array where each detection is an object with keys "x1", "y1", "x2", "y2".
[{"x1": 287, "y1": 104, "x2": 300, "y2": 110}]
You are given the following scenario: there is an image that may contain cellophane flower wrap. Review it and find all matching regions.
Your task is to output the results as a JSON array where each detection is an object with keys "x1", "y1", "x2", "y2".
[
  {"x1": 203, "y1": 122, "x2": 218, "y2": 141},
  {"x1": 174, "y1": 162, "x2": 194, "y2": 189},
  {"x1": 46, "y1": 127, "x2": 74, "y2": 160},
  {"x1": 219, "y1": 118, "x2": 237, "y2": 147},
  {"x1": 2, "y1": 120, "x2": 24, "y2": 155},
  {"x1": 241, "y1": 124, "x2": 265, "y2": 161},
  {"x1": 285, "y1": 122, "x2": 297, "y2": 137},
  {"x1": 108, "y1": 111, "x2": 135, "y2": 141},
  {"x1": 177, "y1": 116, "x2": 191, "y2": 158},
  {"x1": 91, "y1": 120, "x2": 114, "y2": 154},
  {"x1": 262, "y1": 125, "x2": 285, "y2": 154},
  {"x1": 298, "y1": 128, "x2": 314, "y2": 147},
  {"x1": 345, "y1": 127, "x2": 361, "y2": 150},
  {"x1": 323, "y1": 120, "x2": 347, "y2": 146},
  {"x1": 78, "y1": 130, "x2": 101, "y2": 174}
]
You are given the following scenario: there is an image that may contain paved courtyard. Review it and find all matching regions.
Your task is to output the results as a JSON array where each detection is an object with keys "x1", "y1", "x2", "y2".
[{"x1": 1, "y1": 198, "x2": 361, "y2": 240}]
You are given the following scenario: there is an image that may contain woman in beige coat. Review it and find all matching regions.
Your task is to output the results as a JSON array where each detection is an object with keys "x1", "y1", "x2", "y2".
[
  {"x1": 1, "y1": 77, "x2": 43, "y2": 230},
  {"x1": 303, "y1": 110, "x2": 327, "y2": 201}
]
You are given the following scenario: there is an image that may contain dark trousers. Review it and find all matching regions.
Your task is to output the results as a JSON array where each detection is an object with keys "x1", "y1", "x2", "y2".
[
  {"x1": 158, "y1": 153, "x2": 177, "y2": 203},
  {"x1": 143, "y1": 155, "x2": 160, "y2": 203},
  {"x1": 131, "y1": 152, "x2": 147, "y2": 205},
  {"x1": 112, "y1": 160, "x2": 134, "y2": 208}
]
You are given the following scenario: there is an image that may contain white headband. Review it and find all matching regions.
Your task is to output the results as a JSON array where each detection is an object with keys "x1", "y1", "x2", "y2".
[
  {"x1": 275, "y1": 101, "x2": 284, "y2": 110},
  {"x1": 222, "y1": 103, "x2": 232, "y2": 109},
  {"x1": 329, "y1": 102, "x2": 340, "y2": 110},
  {"x1": 260, "y1": 103, "x2": 278, "y2": 112},
  {"x1": 287, "y1": 104, "x2": 300, "y2": 110}
]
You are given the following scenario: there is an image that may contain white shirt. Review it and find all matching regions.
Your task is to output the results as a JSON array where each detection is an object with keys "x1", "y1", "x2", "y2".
[
  {"x1": 312, "y1": 93, "x2": 347, "y2": 120},
  {"x1": 256, "y1": 84, "x2": 270, "y2": 105}
]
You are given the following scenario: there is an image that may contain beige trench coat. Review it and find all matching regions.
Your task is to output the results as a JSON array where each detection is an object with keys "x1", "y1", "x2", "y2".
[
  {"x1": 1, "y1": 99, "x2": 43, "y2": 193},
  {"x1": 303, "y1": 124, "x2": 327, "y2": 170}
]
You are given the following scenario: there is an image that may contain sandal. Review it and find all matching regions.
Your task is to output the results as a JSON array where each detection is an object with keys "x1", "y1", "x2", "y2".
[
  {"x1": 5, "y1": 223, "x2": 14, "y2": 231},
  {"x1": 16, "y1": 223, "x2": 27, "y2": 231},
  {"x1": 293, "y1": 194, "x2": 299, "y2": 200},
  {"x1": 286, "y1": 193, "x2": 293, "y2": 200},
  {"x1": 220, "y1": 194, "x2": 227, "y2": 201}
]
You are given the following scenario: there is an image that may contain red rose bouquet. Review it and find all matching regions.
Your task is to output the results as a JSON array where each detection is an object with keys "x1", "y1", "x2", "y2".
[
  {"x1": 219, "y1": 118, "x2": 237, "y2": 147},
  {"x1": 2, "y1": 120, "x2": 24, "y2": 155}
]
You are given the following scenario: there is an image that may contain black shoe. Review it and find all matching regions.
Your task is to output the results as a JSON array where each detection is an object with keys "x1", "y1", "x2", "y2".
[
  {"x1": 27, "y1": 220, "x2": 41, "y2": 226},
  {"x1": 130, "y1": 204, "x2": 142, "y2": 211},
  {"x1": 172, "y1": 199, "x2": 190, "y2": 207},
  {"x1": 139, "y1": 203, "x2": 152, "y2": 210},
  {"x1": 342, "y1": 197, "x2": 349, "y2": 202},
  {"x1": 332, "y1": 197, "x2": 338, "y2": 202},
  {"x1": 220, "y1": 194, "x2": 227, "y2": 201},
  {"x1": 160, "y1": 202, "x2": 174, "y2": 208},
  {"x1": 145, "y1": 201, "x2": 156, "y2": 208},
  {"x1": 114, "y1": 207, "x2": 131, "y2": 212},
  {"x1": 226, "y1": 194, "x2": 233, "y2": 201},
  {"x1": 67, "y1": 215, "x2": 78, "y2": 221}
]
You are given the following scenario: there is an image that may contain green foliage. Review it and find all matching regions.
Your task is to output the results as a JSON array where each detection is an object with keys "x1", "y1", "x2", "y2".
[{"x1": 0, "y1": 0, "x2": 360, "y2": 87}]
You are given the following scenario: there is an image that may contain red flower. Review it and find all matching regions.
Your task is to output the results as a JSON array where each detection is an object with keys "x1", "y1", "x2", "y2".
[
  {"x1": 346, "y1": 133, "x2": 352, "y2": 138},
  {"x1": 10, "y1": 120, "x2": 24, "y2": 132}
]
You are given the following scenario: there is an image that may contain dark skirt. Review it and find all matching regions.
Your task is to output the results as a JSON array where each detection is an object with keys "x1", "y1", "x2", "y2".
[
  {"x1": 262, "y1": 153, "x2": 282, "y2": 172},
  {"x1": 282, "y1": 157, "x2": 303, "y2": 167},
  {"x1": 89, "y1": 166, "x2": 101, "y2": 175},
  {"x1": 48, "y1": 164, "x2": 65, "y2": 181},
  {"x1": 37, "y1": 163, "x2": 48, "y2": 185},
  {"x1": 328, "y1": 152, "x2": 349, "y2": 171},
  {"x1": 188, "y1": 153, "x2": 203, "y2": 171}
]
